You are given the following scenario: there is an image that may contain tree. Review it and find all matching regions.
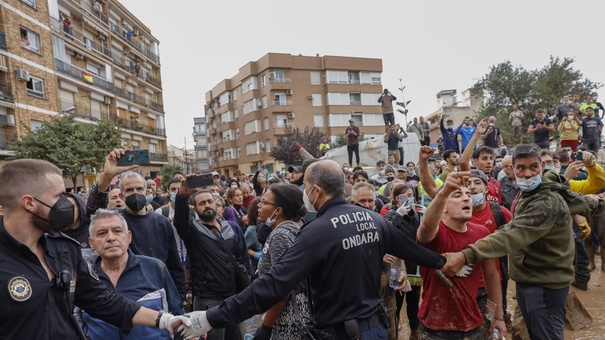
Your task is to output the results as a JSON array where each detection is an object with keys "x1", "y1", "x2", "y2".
[
  {"x1": 9, "y1": 114, "x2": 122, "y2": 189},
  {"x1": 270, "y1": 126, "x2": 325, "y2": 164},
  {"x1": 160, "y1": 163, "x2": 184, "y2": 190},
  {"x1": 472, "y1": 56, "x2": 601, "y2": 146},
  {"x1": 331, "y1": 133, "x2": 366, "y2": 149}
]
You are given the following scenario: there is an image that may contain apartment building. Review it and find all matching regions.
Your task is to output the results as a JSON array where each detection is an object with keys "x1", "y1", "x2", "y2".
[
  {"x1": 205, "y1": 53, "x2": 385, "y2": 177},
  {"x1": 0, "y1": 0, "x2": 167, "y2": 189},
  {"x1": 193, "y1": 116, "x2": 210, "y2": 172},
  {"x1": 167, "y1": 144, "x2": 194, "y2": 174}
]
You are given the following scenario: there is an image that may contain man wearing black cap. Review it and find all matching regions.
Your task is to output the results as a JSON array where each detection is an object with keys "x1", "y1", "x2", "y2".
[
  {"x1": 346, "y1": 119, "x2": 360, "y2": 166},
  {"x1": 287, "y1": 165, "x2": 304, "y2": 187}
]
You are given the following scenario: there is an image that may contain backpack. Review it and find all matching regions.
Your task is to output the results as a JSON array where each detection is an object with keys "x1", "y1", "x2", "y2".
[
  {"x1": 489, "y1": 202, "x2": 505, "y2": 230},
  {"x1": 161, "y1": 205, "x2": 170, "y2": 218}
]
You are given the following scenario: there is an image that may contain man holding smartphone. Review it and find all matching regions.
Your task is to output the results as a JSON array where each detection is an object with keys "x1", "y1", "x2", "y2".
[
  {"x1": 378, "y1": 88, "x2": 397, "y2": 132},
  {"x1": 346, "y1": 119, "x2": 361, "y2": 166}
]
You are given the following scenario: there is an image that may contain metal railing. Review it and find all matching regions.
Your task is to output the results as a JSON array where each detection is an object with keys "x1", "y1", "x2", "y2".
[
  {"x1": 0, "y1": 81, "x2": 15, "y2": 102},
  {"x1": 269, "y1": 77, "x2": 291, "y2": 83},
  {"x1": 114, "y1": 87, "x2": 164, "y2": 113},
  {"x1": 150, "y1": 152, "x2": 167, "y2": 162},
  {"x1": 50, "y1": 16, "x2": 112, "y2": 59},
  {"x1": 108, "y1": 113, "x2": 166, "y2": 136},
  {"x1": 69, "y1": 0, "x2": 109, "y2": 26},
  {"x1": 273, "y1": 100, "x2": 293, "y2": 106},
  {"x1": 110, "y1": 24, "x2": 160, "y2": 64},
  {"x1": 55, "y1": 58, "x2": 114, "y2": 92}
]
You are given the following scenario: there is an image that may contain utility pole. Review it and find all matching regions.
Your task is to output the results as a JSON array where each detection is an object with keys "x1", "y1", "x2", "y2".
[{"x1": 184, "y1": 137, "x2": 189, "y2": 174}]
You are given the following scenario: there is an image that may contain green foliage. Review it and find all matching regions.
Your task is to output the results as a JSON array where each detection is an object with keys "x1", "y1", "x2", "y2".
[
  {"x1": 160, "y1": 164, "x2": 184, "y2": 190},
  {"x1": 473, "y1": 56, "x2": 601, "y2": 146},
  {"x1": 9, "y1": 114, "x2": 122, "y2": 188},
  {"x1": 270, "y1": 126, "x2": 325, "y2": 164},
  {"x1": 331, "y1": 133, "x2": 365, "y2": 149}
]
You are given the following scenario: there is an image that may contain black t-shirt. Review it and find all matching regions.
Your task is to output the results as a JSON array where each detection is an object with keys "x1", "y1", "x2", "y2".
[
  {"x1": 531, "y1": 118, "x2": 552, "y2": 143},
  {"x1": 484, "y1": 125, "x2": 501, "y2": 148},
  {"x1": 386, "y1": 132, "x2": 399, "y2": 150}
]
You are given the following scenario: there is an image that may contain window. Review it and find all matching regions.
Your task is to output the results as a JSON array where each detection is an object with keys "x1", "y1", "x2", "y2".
[
  {"x1": 219, "y1": 92, "x2": 231, "y2": 106},
  {"x1": 326, "y1": 70, "x2": 348, "y2": 84},
  {"x1": 327, "y1": 93, "x2": 350, "y2": 105},
  {"x1": 53, "y1": 35, "x2": 66, "y2": 61},
  {"x1": 237, "y1": 147, "x2": 241, "y2": 159},
  {"x1": 242, "y1": 77, "x2": 257, "y2": 94},
  {"x1": 26, "y1": 76, "x2": 45, "y2": 98},
  {"x1": 269, "y1": 70, "x2": 285, "y2": 83},
  {"x1": 30, "y1": 120, "x2": 45, "y2": 130},
  {"x1": 235, "y1": 128, "x2": 240, "y2": 140},
  {"x1": 20, "y1": 27, "x2": 40, "y2": 53},
  {"x1": 362, "y1": 93, "x2": 382, "y2": 105},
  {"x1": 314, "y1": 115, "x2": 324, "y2": 127},
  {"x1": 220, "y1": 111, "x2": 233, "y2": 123},
  {"x1": 91, "y1": 100, "x2": 102, "y2": 119},
  {"x1": 310, "y1": 72, "x2": 321, "y2": 85},
  {"x1": 261, "y1": 74, "x2": 266, "y2": 87},
  {"x1": 348, "y1": 72, "x2": 360, "y2": 84},
  {"x1": 349, "y1": 93, "x2": 361, "y2": 105},
  {"x1": 362, "y1": 114, "x2": 384, "y2": 126},
  {"x1": 329, "y1": 113, "x2": 353, "y2": 127},
  {"x1": 371, "y1": 72, "x2": 382, "y2": 85},
  {"x1": 149, "y1": 143, "x2": 156, "y2": 154},
  {"x1": 244, "y1": 120, "x2": 260, "y2": 135},
  {"x1": 21, "y1": 0, "x2": 36, "y2": 8},
  {"x1": 275, "y1": 114, "x2": 288, "y2": 128},
  {"x1": 274, "y1": 93, "x2": 286, "y2": 105},
  {"x1": 312, "y1": 93, "x2": 322, "y2": 106},
  {"x1": 86, "y1": 62, "x2": 100, "y2": 76},
  {"x1": 264, "y1": 117, "x2": 269, "y2": 130},
  {"x1": 360, "y1": 72, "x2": 382, "y2": 85}
]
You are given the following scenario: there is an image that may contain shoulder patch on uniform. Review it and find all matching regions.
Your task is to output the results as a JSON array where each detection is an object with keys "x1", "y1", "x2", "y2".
[
  {"x1": 7, "y1": 276, "x2": 32, "y2": 302},
  {"x1": 86, "y1": 262, "x2": 100, "y2": 281}
]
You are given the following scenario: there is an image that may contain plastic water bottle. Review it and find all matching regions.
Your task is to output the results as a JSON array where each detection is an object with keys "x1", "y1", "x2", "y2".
[
  {"x1": 489, "y1": 329, "x2": 499, "y2": 340},
  {"x1": 389, "y1": 259, "x2": 401, "y2": 288}
]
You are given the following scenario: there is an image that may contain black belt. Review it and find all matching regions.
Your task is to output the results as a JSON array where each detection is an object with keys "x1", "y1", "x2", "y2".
[{"x1": 326, "y1": 313, "x2": 383, "y2": 339}]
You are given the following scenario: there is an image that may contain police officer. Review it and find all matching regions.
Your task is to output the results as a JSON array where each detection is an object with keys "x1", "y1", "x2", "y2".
[
  {"x1": 178, "y1": 160, "x2": 446, "y2": 340},
  {"x1": 0, "y1": 159, "x2": 190, "y2": 339}
]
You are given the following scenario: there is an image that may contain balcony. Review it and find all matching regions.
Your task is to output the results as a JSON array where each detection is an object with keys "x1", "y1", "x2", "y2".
[
  {"x1": 149, "y1": 152, "x2": 167, "y2": 162},
  {"x1": 55, "y1": 58, "x2": 114, "y2": 92},
  {"x1": 0, "y1": 129, "x2": 17, "y2": 149},
  {"x1": 50, "y1": 16, "x2": 111, "y2": 60},
  {"x1": 65, "y1": 0, "x2": 109, "y2": 26},
  {"x1": 269, "y1": 77, "x2": 291, "y2": 83},
  {"x1": 110, "y1": 23, "x2": 160, "y2": 64},
  {"x1": 114, "y1": 87, "x2": 164, "y2": 113},
  {"x1": 108, "y1": 114, "x2": 166, "y2": 136},
  {"x1": 0, "y1": 81, "x2": 15, "y2": 104},
  {"x1": 350, "y1": 101, "x2": 362, "y2": 105},
  {"x1": 273, "y1": 100, "x2": 293, "y2": 106},
  {"x1": 59, "y1": 99, "x2": 107, "y2": 121},
  {"x1": 0, "y1": 32, "x2": 7, "y2": 50}
]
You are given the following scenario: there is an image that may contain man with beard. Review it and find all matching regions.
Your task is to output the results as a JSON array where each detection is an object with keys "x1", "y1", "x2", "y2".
[
  {"x1": 287, "y1": 165, "x2": 304, "y2": 187},
  {"x1": 0, "y1": 159, "x2": 189, "y2": 338},
  {"x1": 174, "y1": 180, "x2": 248, "y2": 340},
  {"x1": 86, "y1": 149, "x2": 186, "y2": 304},
  {"x1": 439, "y1": 150, "x2": 459, "y2": 182}
]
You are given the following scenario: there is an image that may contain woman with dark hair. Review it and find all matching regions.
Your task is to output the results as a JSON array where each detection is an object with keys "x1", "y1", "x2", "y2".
[
  {"x1": 253, "y1": 183, "x2": 310, "y2": 340},
  {"x1": 244, "y1": 197, "x2": 263, "y2": 274},
  {"x1": 383, "y1": 183, "x2": 422, "y2": 340},
  {"x1": 223, "y1": 187, "x2": 248, "y2": 230},
  {"x1": 227, "y1": 178, "x2": 240, "y2": 189}
]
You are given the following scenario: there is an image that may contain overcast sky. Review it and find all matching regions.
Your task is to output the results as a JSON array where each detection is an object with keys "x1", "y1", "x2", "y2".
[{"x1": 120, "y1": 0, "x2": 605, "y2": 149}]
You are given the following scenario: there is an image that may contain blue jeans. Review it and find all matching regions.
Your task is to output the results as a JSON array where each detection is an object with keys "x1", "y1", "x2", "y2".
[
  {"x1": 573, "y1": 222, "x2": 590, "y2": 283},
  {"x1": 516, "y1": 283, "x2": 568, "y2": 340},
  {"x1": 361, "y1": 325, "x2": 387, "y2": 340},
  {"x1": 194, "y1": 297, "x2": 226, "y2": 340}
]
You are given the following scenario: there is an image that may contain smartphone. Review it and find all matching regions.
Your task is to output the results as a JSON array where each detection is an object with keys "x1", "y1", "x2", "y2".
[
  {"x1": 186, "y1": 172, "x2": 214, "y2": 189},
  {"x1": 117, "y1": 150, "x2": 150, "y2": 166},
  {"x1": 572, "y1": 152, "x2": 583, "y2": 161},
  {"x1": 398, "y1": 194, "x2": 408, "y2": 206}
]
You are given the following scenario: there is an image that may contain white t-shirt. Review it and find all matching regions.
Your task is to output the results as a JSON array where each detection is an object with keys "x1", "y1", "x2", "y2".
[{"x1": 510, "y1": 110, "x2": 523, "y2": 126}]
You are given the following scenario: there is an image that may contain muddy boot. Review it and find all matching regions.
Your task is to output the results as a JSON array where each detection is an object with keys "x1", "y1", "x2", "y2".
[
  {"x1": 601, "y1": 250, "x2": 605, "y2": 272},
  {"x1": 587, "y1": 246, "x2": 596, "y2": 272},
  {"x1": 409, "y1": 328, "x2": 419, "y2": 340}
]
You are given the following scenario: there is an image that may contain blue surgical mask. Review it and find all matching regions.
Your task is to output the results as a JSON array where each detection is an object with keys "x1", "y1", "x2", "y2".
[
  {"x1": 544, "y1": 165, "x2": 555, "y2": 171},
  {"x1": 146, "y1": 194, "x2": 153, "y2": 203},
  {"x1": 470, "y1": 193, "x2": 485, "y2": 207},
  {"x1": 516, "y1": 174, "x2": 542, "y2": 192},
  {"x1": 265, "y1": 208, "x2": 278, "y2": 228},
  {"x1": 170, "y1": 192, "x2": 177, "y2": 203}
]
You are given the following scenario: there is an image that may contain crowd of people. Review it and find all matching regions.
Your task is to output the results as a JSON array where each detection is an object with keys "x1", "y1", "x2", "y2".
[{"x1": 1, "y1": 91, "x2": 605, "y2": 340}]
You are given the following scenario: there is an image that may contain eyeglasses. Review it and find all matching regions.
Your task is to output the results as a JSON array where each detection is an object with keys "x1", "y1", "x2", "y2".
[{"x1": 259, "y1": 200, "x2": 278, "y2": 206}]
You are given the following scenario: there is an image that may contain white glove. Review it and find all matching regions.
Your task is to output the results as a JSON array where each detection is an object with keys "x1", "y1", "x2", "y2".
[
  {"x1": 415, "y1": 205, "x2": 427, "y2": 215},
  {"x1": 455, "y1": 264, "x2": 475, "y2": 278},
  {"x1": 396, "y1": 204, "x2": 411, "y2": 216},
  {"x1": 158, "y1": 312, "x2": 192, "y2": 334},
  {"x1": 179, "y1": 311, "x2": 211, "y2": 339}
]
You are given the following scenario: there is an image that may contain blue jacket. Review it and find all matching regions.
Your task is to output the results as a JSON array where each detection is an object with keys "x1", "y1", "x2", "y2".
[
  {"x1": 455, "y1": 122, "x2": 477, "y2": 150},
  {"x1": 440, "y1": 117, "x2": 459, "y2": 153},
  {"x1": 82, "y1": 249, "x2": 184, "y2": 339}
]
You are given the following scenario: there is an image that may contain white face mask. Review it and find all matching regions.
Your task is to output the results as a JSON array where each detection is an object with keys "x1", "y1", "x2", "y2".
[
  {"x1": 303, "y1": 187, "x2": 318, "y2": 213},
  {"x1": 470, "y1": 193, "x2": 484, "y2": 207},
  {"x1": 516, "y1": 173, "x2": 542, "y2": 192},
  {"x1": 378, "y1": 169, "x2": 385, "y2": 176}
]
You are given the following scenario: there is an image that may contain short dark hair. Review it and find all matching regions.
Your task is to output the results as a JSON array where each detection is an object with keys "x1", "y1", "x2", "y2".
[
  {"x1": 556, "y1": 148, "x2": 570, "y2": 163},
  {"x1": 352, "y1": 170, "x2": 369, "y2": 182},
  {"x1": 173, "y1": 171, "x2": 184, "y2": 177},
  {"x1": 536, "y1": 108, "x2": 545, "y2": 114},
  {"x1": 512, "y1": 144, "x2": 542, "y2": 165},
  {"x1": 352, "y1": 166, "x2": 363, "y2": 172},
  {"x1": 376, "y1": 160, "x2": 385, "y2": 166},
  {"x1": 191, "y1": 189, "x2": 212, "y2": 205},
  {"x1": 266, "y1": 183, "x2": 306, "y2": 221},
  {"x1": 443, "y1": 149, "x2": 457, "y2": 160},
  {"x1": 472, "y1": 146, "x2": 495, "y2": 160},
  {"x1": 168, "y1": 178, "x2": 181, "y2": 186}
]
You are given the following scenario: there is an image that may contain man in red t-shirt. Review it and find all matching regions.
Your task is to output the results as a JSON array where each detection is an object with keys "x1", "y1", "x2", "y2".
[
  {"x1": 467, "y1": 169, "x2": 512, "y2": 333},
  {"x1": 417, "y1": 171, "x2": 506, "y2": 339}
]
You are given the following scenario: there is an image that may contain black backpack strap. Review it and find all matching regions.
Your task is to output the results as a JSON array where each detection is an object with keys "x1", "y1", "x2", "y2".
[
  {"x1": 161, "y1": 205, "x2": 170, "y2": 217},
  {"x1": 489, "y1": 202, "x2": 505, "y2": 229}
]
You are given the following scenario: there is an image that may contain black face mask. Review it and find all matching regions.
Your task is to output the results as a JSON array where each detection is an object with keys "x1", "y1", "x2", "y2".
[
  {"x1": 125, "y1": 193, "x2": 147, "y2": 211},
  {"x1": 31, "y1": 195, "x2": 75, "y2": 233},
  {"x1": 387, "y1": 177, "x2": 394, "y2": 182}
]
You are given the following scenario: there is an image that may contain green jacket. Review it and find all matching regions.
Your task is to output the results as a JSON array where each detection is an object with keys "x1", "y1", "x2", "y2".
[{"x1": 462, "y1": 170, "x2": 602, "y2": 289}]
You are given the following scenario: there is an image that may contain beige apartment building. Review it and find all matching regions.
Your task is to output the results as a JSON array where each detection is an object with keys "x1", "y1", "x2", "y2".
[
  {"x1": 0, "y1": 0, "x2": 167, "y2": 190},
  {"x1": 205, "y1": 53, "x2": 386, "y2": 177}
]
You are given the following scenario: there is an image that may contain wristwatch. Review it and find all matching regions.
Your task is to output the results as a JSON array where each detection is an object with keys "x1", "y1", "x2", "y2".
[{"x1": 155, "y1": 310, "x2": 165, "y2": 328}]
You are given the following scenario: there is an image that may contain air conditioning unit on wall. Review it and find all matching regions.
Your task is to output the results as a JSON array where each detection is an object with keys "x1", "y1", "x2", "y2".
[
  {"x1": 287, "y1": 113, "x2": 295, "y2": 119},
  {"x1": 15, "y1": 69, "x2": 30, "y2": 81},
  {"x1": 286, "y1": 89, "x2": 293, "y2": 95}
]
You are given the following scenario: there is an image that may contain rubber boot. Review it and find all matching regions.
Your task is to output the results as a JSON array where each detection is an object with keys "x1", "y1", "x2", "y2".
[
  {"x1": 587, "y1": 246, "x2": 596, "y2": 272},
  {"x1": 601, "y1": 249, "x2": 605, "y2": 272}
]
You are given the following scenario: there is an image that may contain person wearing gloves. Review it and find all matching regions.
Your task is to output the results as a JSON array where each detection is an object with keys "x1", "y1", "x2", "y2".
[
  {"x1": 442, "y1": 144, "x2": 605, "y2": 340},
  {"x1": 383, "y1": 184, "x2": 424, "y2": 340},
  {"x1": 0, "y1": 159, "x2": 189, "y2": 339},
  {"x1": 175, "y1": 160, "x2": 447, "y2": 340}
]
